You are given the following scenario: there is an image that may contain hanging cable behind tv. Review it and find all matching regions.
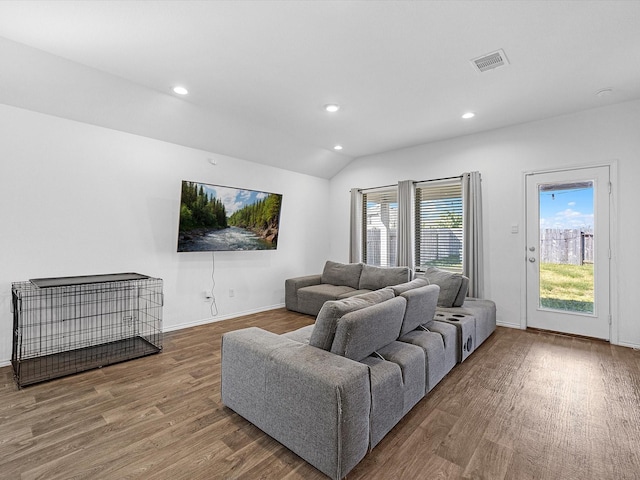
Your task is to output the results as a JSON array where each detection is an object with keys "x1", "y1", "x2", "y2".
[{"x1": 209, "y1": 251, "x2": 219, "y2": 317}]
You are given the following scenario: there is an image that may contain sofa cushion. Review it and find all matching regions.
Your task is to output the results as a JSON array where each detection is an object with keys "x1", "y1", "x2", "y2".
[
  {"x1": 321, "y1": 261, "x2": 363, "y2": 290},
  {"x1": 423, "y1": 267, "x2": 467, "y2": 308},
  {"x1": 398, "y1": 284, "x2": 440, "y2": 336},
  {"x1": 399, "y1": 329, "x2": 447, "y2": 392},
  {"x1": 283, "y1": 324, "x2": 315, "y2": 344},
  {"x1": 359, "y1": 355, "x2": 404, "y2": 448},
  {"x1": 390, "y1": 277, "x2": 429, "y2": 295},
  {"x1": 376, "y1": 341, "x2": 426, "y2": 416},
  {"x1": 351, "y1": 288, "x2": 396, "y2": 303},
  {"x1": 297, "y1": 284, "x2": 357, "y2": 316},
  {"x1": 337, "y1": 289, "x2": 373, "y2": 299},
  {"x1": 330, "y1": 296, "x2": 407, "y2": 361},
  {"x1": 358, "y1": 264, "x2": 410, "y2": 291},
  {"x1": 309, "y1": 288, "x2": 395, "y2": 351},
  {"x1": 299, "y1": 284, "x2": 356, "y2": 300},
  {"x1": 427, "y1": 321, "x2": 459, "y2": 372}
]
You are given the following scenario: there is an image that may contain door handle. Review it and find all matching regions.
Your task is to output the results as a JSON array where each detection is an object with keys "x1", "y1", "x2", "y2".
[{"x1": 528, "y1": 257, "x2": 536, "y2": 263}]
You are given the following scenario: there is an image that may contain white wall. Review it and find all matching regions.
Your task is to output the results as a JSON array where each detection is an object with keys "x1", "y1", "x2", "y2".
[
  {"x1": 3, "y1": 98, "x2": 638, "y2": 367},
  {"x1": 329, "y1": 99, "x2": 640, "y2": 348},
  {"x1": 0, "y1": 104, "x2": 330, "y2": 365}
]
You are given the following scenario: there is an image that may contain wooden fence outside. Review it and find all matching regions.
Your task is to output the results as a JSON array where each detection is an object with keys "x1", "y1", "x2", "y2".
[{"x1": 540, "y1": 228, "x2": 593, "y2": 265}]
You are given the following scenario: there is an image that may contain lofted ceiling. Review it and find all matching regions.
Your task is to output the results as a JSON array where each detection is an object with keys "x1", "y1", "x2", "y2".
[{"x1": 0, "y1": 1, "x2": 639, "y2": 179}]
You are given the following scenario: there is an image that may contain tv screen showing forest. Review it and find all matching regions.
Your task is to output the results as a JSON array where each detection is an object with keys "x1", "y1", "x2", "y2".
[{"x1": 177, "y1": 181, "x2": 283, "y2": 252}]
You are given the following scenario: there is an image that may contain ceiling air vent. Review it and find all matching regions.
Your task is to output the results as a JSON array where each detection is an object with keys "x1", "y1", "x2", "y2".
[{"x1": 471, "y1": 49, "x2": 509, "y2": 73}]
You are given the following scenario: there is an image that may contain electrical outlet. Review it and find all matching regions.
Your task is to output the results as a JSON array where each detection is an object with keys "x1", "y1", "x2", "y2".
[{"x1": 229, "y1": 289, "x2": 235, "y2": 298}]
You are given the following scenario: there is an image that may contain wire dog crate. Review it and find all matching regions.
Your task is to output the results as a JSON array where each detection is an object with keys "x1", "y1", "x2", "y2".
[{"x1": 11, "y1": 273, "x2": 163, "y2": 387}]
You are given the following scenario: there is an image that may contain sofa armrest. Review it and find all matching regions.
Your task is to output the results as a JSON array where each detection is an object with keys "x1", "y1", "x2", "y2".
[
  {"x1": 221, "y1": 327, "x2": 371, "y2": 480},
  {"x1": 285, "y1": 274, "x2": 322, "y2": 311}
]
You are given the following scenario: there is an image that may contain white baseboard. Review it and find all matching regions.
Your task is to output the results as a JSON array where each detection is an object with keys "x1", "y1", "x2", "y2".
[
  {"x1": 616, "y1": 340, "x2": 640, "y2": 350},
  {"x1": 162, "y1": 303, "x2": 286, "y2": 333},
  {"x1": 496, "y1": 322, "x2": 640, "y2": 350},
  {"x1": 496, "y1": 321, "x2": 524, "y2": 329}
]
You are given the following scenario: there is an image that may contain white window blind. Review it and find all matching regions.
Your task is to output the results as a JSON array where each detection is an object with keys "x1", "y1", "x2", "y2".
[
  {"x1": 362, "y1": 188, "x2": 398, "y2": 267},
  {"x1": 415, "y1": 179, "x2": 463, "y2": 272}
]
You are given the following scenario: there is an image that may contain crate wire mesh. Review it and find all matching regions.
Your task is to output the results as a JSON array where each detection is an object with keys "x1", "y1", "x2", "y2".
[{"x1": 11, "y1": 275, "x2": 163, "y2": 387}]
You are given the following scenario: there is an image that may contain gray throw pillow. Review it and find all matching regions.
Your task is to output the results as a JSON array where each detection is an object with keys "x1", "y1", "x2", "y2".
[
  {"x1": 423, "y1": 267, "x2": 464, "y2": 308},
  {"x1": 358, "y1": 264, "x2": 410, "y2": 291},
  {"x1": 321, "y1": 260, "x2": 363, "y2": 289}
]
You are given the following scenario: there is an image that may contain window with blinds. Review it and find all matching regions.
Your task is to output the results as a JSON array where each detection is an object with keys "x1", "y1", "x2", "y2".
[
  {"x1": 415, "y1": 179, "x2": 463, "y2": 272},
  {"x1": 362, "y1": 188, "x2": 398, "y2": 267}
]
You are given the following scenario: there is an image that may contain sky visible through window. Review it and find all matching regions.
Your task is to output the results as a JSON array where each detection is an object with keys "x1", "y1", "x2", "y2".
[{"x1": 539, "y1": 185, "x2": 593, "y2": 230}]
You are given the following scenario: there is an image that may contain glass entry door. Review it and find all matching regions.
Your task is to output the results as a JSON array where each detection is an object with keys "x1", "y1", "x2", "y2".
[{"x1": 525, "y1": 166, "x2": 610, "y2": 339}]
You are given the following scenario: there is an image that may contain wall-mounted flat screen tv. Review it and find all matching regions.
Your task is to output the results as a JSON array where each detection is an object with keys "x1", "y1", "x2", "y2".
[{"x1": 177, "y1": 180, "x2": 283, "y2": 252}]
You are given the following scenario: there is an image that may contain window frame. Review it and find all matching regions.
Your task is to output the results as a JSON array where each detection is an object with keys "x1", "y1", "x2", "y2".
[
  {"x1": 361, "y1": 186, "x2": 399, "y2": 267},
  {"x1": 414, "y1": 178, "x2": 464, "y2": 273}
]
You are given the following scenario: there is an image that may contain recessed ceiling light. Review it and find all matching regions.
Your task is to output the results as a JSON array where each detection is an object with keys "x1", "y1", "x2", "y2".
[
  {"x1": 462, "y1": 112, "x2": 475, "y2": 119},
  {"x1": 333, "y1": 145, "x2": 343, "y2": 151},
  {"x1": 172, "y1": 86, "x2": 189, "y2": 95},
  {"x1": 325, "y1": 104, "x2": 340, "y2": 113}
]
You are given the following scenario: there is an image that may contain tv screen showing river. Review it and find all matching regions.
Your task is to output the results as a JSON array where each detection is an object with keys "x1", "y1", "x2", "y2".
[{"x1": 177, "y1": 181, "x2": 283, "y2": 252}]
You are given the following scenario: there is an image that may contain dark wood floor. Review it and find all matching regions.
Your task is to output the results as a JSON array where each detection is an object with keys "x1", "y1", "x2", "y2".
[{"x1": 1, "y1": 308, "x2": 639, "y2": 479}]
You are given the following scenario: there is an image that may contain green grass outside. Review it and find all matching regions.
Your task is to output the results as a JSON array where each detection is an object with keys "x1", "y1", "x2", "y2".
[{"x1": 539, "y1": 263, "x2": 594, "y2": 313}]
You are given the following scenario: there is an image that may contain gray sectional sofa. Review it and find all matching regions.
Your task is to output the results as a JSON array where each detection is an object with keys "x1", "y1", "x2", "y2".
[
  {"x1": 285, "y1": 260, "x2": 410, "y2": 316},
  {"x1": 221, "y1": 267, "x2": 496, "y2": 480}
]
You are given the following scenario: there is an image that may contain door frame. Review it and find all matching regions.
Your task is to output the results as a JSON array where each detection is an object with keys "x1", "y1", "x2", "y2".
[{"x1": 520, "y1": 161, "x2": 618, "y2": 344}]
